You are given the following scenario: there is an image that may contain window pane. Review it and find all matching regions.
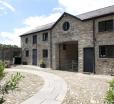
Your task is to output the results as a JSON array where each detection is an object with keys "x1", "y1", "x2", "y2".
[
  {"x1": 43, "y1": 49, "x2": 48, "y2": 58},
  {"x1": 99, "y1": 45, "x2": 114, "y2": 58},
  {"x1": 33, "y1": 35, "x2": 37, "y2": 44},
  {"x1": 99, "y1": 46, "x2": 106, "y2": 58},
  {"x1": 98, "y1": 21, "x2": 105, "y2": 32},
  {"x1": 25, "y1": 50, "x2": 29, "y2": 57},
  {"x1": 43, "y1": 33, "x2": 48, "y2": 41},
  {"x1": 25, "y1": 38, "x2": 28, "y2": 43},
  {"x1": 106, "y1": 20, "x2": 113, "y2": 31}
]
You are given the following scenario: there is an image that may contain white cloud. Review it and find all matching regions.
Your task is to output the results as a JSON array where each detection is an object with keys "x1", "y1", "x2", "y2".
[
  {"x1": 0, "y1": 0, "x2": 15, "y2": 13},
  {"x1": 0, "y1": 12, "x2": 62, "y2": 47},
  {"x1": 52, "y1": 7, "x2": 64, "y2": 13},
  {"x1": 24, "y1": 12, "x2": 61, "y2": 28},
  {"x1": 58, "y1": 0, "x2": 114, "y2": 14}
]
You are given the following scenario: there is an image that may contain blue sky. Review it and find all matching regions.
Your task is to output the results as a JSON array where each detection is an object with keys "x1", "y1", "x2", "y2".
[{"x1": 0, "y1": 0, "x2": 114, "y2": 46}]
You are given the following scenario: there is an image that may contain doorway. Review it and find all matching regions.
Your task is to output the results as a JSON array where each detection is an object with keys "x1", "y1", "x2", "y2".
[
  {"x1": 32, "y1": 49, "x2": 37, "y2": 65},
  {"x1": 84, "y1": 47, "x2": 94, "y2": 73}
]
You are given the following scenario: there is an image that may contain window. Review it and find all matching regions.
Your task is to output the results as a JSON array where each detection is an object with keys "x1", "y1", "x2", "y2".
[
  {"x1": 43, "y1": 49, "x2": 48, "y2": 58},
  {"x1": 25, "y1": 38, "x2": 28, "y2": 43},
  {"x1": 98, "y1": 19, "x2": 113, "y2": 32},
  {"x1": 63, "y1": 44, "x2": 67, "y2": 50},
  {"x1": 33, "y1": 35, "x2": 37, "y2": 44},
  {"x1": 25, "y1": 50, "x2": 29, "y2": 57},
  {"x1": 43, "y1": 32, "x2": 48, "y2": 41},
  {"x1": 99, "y1": 45, "x2": 114, "y2": 58},
  {"x1": 63, "y1": 22, "x2": 70, "y2": 31}
]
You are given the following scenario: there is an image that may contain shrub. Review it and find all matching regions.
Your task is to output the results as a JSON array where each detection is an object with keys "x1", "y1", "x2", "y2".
[
  {"x1": 0, "y1": 61, "x2": 5, "y2": 77},
  {"x1": 0, "y1": 72, "x2": 24, "y2": 104},
  {"x1": 105, "y1": 78, "x2": 114, "y2": 104}
]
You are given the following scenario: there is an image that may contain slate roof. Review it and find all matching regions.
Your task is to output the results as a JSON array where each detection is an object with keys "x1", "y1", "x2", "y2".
[
  {"x1": 20, "y1": 22, "x2": 55, "y2": 36},
  {"x1": 20, "y1": 5, "x2": 114, "y2": 36},
  {"x1": 77, "y1": 5, "x2": 114, "y2": 20}
]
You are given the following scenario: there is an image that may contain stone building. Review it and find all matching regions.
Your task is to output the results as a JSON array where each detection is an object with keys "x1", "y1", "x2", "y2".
[{"x1": 20, "y1": 5, "x2": 114, "y2": 74}]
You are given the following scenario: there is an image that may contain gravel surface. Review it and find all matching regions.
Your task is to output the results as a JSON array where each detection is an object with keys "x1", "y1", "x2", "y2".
[
  {"x1": 43, "y1": 70, "x2": 113, "y2": 104},
  {"x1": 0, "y1": 71, "x2": 44, "y2": 104},
  {"x1": 10, "y1": 65, "x2": 114, "y2": 104}
]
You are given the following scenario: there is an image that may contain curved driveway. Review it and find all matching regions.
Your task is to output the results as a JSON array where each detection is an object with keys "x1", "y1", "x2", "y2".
[{"x1": 6, "y1": 67, "x2": 67, "y2": 104}]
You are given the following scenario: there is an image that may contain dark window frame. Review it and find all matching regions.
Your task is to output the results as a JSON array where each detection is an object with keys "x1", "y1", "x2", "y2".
[
  {"x1": 98, "y1": 19, "x2": 114, "y2": 32},
  {"x1": 99, "y1": 45, "x2": 114, "y2": 58},
  {"x1": 33, "y1": 35, "x2": 37, "y2": 44},
  {"x1": 25, "y1": 38, "x2": 28, "y2": 44},
  {"x1": 42, "y1": 32, "x2": 48, "y2": 41},
  {"x1": 43, "y1": 49, "x2": 48, "y2": 58},
  {"x1": 63, "y1": 21, "x2": 70, "y2": 31},
  {"x1": 25, "y1": 50, "x2": 29, "y2": 57},
  {"x1": 63, "y1": 44, "x2": 67, "y2": 50}
]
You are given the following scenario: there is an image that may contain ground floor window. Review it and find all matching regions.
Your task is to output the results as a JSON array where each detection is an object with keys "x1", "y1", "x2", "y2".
[
  {"x1": 43, "y1": 49, "x2": 48, "y2": 58},
  {"x1": 99, "y1": 45, "x2": 114, "y2": 58},
  {"x1": 25, "y1": 50, "x2": 29, "y2": 57}
]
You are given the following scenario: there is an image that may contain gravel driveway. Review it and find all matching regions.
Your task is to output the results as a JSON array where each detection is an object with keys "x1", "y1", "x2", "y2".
[
  {"x1": 43, "y1": 69, "x2": 113, "y2": 104},
  {"x1": 12, "y1": 65, "x2": 113, "y2": 104}
]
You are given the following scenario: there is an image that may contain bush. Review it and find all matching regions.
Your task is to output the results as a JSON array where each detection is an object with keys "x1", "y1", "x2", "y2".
[
  {"x1": 0, "y1": 61, "x2": 5, "y2": 77},
  {"x1": 0, "y1": 72, "x2": 24, "y2": 104},
  {"x1": 105, "y1": 78, "x2": 114, "y2": 104}
]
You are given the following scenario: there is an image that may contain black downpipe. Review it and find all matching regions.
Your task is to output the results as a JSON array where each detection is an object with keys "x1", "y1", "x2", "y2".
[
  {"x1": 50, "y1": 30, "x2": 52, "y2": 68},
  {"x1": 93, "y1": 19, "x2": 96, "y2": 74}
]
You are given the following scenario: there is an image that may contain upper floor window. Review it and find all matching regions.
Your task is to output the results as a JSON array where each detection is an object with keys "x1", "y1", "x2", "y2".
[
  {"x1": 25, "y1": 38, "x2": 28, "y2": 44},
  {"x1": 25, "y1": 50, "x2": 29, "y2": 57},
  {"x1": 33, "y1": 35, "x2": 37, "y2": 44},
  {"x1": 98, "y1": 19, "x2": 113, "y2": 32},
  {"x1": 42, "y1": 32, "x2": 48, "y2": 41},
  {"x1": 99, "y1": 45, "x2": 114, "y2": 58},
  {"x1": 43, "y1": 49, "x2": 48, "y2": 58}
]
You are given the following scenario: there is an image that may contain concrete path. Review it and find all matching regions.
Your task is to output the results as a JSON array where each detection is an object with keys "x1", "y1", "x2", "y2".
[{"x1": 6, "y1": 66, "x2": 67, "y2": 104}]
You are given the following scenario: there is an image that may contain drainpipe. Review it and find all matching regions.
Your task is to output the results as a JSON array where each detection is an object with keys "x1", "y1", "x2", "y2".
[
  {"x1": 59, "y1": 44, "x2": 61, "y2": 70},
  {"x1": 93, "y1": 19, "x2": 96, "y2": 74},
  {"x1": 50, "y1": 30, "x2": 52, "y2": 68}
]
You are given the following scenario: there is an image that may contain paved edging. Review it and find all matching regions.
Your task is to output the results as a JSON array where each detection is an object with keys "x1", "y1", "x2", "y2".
[{"x1": 6, "y1": 68, "x2": 67, "y2": 104}]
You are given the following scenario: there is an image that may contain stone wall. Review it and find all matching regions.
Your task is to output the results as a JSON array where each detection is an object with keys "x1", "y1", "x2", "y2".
[
  {"x1": 51, "y1": 14, "x2": 93, "y2": 72},
  {"x1": 21, "y1": 30, "x2": 51, "y2": 67},
  {"x1": 95, "y1": 15, "x2": 114, "y2": 74}
]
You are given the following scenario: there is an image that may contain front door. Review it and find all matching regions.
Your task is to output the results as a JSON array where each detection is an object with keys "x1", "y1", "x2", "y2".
[
  {"x1": 84, "y1": 47, "x2": 94, "y2": 73},
  {"x1": 32, "y1": 49, "x2": 37, "y2": 65}
]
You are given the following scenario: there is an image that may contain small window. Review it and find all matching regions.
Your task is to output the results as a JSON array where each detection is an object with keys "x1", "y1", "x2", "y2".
[
  {"x1": 33, "y1": 35, "x2": 37, "y2": 44},
  {"x1": 43, "y1": 33, "x2": 48, "y2": 41},
  {"x1": 63, "y1": 22, "x2": 70, "y2": 31},
  {"x1": 99, "y1": 45, "x2": 114, "y2": 58},
  {"x1": 43, "y1": 49, "x2": 48, "y2": 58},
  {"x1": 98, "y1": 19, "x2": 113, "y2": 32},
  {"x1": 25, "y1": 38, "x2": 28, "y2": 44},
  {"x1": 25, "y1": 50, "x2": 29, "y2": 57},
  {"x1": 63, "y1": 44, "x2": 66, "y2": 50}
]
